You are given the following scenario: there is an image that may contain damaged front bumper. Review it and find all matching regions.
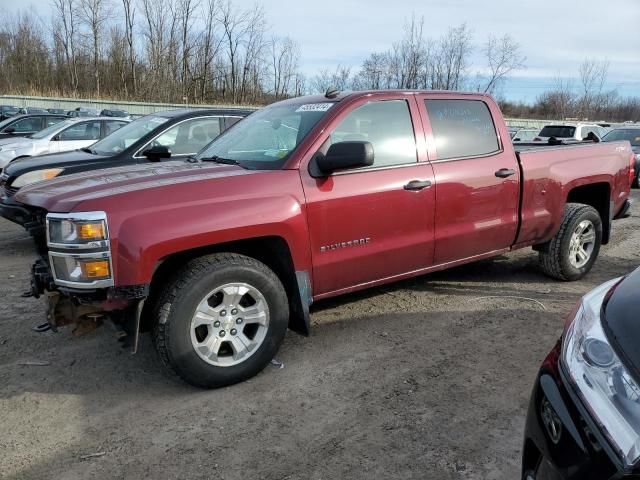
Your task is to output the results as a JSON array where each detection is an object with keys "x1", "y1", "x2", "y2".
[
  {"x1": 26, "y1": 210, "x2": 150, "y2": 352},
  {"x1": 29, "y1": 256, "x2": 149, "y2": 351}
]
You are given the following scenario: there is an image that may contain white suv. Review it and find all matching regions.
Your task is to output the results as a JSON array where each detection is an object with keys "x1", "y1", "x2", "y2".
[
  {"x1": 0, "y1": 117, "x2": 129, "y2": 169},
  {"x1": 534, "y1": 123, "x2": 606, "y2": 142}
]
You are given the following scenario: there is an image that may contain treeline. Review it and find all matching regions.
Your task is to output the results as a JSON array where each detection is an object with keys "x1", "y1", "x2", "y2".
[
  {"x1": 0, "y1": 0, "x2": 304, "y2": 104},
  {"x1": 0, "y1": 3, "x2": 638, "y2": 122}
]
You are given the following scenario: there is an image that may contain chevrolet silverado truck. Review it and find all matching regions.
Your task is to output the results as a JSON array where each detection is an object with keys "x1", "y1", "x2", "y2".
[{"x1": 13, "y1": 90, "x2": 634, "y2": 388}]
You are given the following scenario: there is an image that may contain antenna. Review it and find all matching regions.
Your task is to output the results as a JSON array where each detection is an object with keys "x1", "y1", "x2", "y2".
[{"x1": 325, "y1": 87, "x2": 340, "y2": 99}]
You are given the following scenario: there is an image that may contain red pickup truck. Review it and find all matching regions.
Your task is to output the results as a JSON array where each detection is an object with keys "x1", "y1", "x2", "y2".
[{"x1": 15, "y1": 90, "x2": 633, "y2": 388}]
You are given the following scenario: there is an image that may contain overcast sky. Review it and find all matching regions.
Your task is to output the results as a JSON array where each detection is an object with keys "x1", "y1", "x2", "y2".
[{"x1": 2, "y1": 0, "x2": 639, "y2": 102}]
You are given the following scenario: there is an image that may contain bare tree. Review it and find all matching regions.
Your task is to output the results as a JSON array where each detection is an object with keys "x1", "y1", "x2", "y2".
[
  {"x1": 122, "y1": 0, "x2": 136, "y2": 95},
  {"x1": 579, "y1": 58, "x2": 609, "y2": 118},
  {"x1": 483, "y1": 34, "x2": 525, "y2": 94},
  {"x1": 311, "y1": 65, "x2": 351, "y2": 93},
  {"x1": 52, "y1": 0, "x2": 79, "y2": 93},
  {"x1": 430, "y1": 23, "x2": 472, "y2": 90},
  {"x1": 78, "y1": 0, "x2": 113, "y2": 97},
  {"x1": 217, "y1": 0, "x2": 248, "y2": 102},
  {"x1": 198, "y1": 0, "x2": 221, "y2": 101},
  {"x1": 270, "y1": 35, "x2": 299, "y2": 99},
  {"x1": 176, "y1": 0, "x2": 200, "y2": 100}
]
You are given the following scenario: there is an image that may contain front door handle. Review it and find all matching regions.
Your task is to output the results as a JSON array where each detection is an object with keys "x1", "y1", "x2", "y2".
[
  {"x1": 404, "y1": 180, "x2": 432, "y2": 191},
  {"x1": 495, "y1": 168, "x2": 517, "y2": 178}
]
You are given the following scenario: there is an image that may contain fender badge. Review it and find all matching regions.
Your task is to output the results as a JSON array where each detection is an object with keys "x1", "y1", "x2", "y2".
[{"x1": 320, "y1": 238, "x2": 370, "y2": 253}]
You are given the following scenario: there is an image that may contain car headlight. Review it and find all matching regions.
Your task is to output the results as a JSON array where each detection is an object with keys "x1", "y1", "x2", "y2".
[
  {"x1": 12, "y1": 168, "x2": 64, "y2": 188},
  {"x1": 46, "y1": 212, "x2": 113, "y2": 288},
  {"x1": 47, "y1": 212, "x2": 108, "y2": 245},
  {"x1": 562, "y1": 277, "x2": 640, "y2": 467}
]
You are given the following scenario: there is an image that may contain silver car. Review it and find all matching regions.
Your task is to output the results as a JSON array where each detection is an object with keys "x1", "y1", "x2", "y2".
[{"x1": 0, "y1": 117, "x2": 129, "y2": 169}]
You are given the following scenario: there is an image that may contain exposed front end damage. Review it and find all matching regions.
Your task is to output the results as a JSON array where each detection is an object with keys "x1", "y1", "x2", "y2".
[{"x1": 26, "y1": 210, "x2": 149, "y2": 352}]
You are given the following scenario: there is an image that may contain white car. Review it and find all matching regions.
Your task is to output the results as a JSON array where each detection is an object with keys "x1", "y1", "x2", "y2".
[
  {"x1": 534, "y1": 123, "x2": 606, "y2": 143},
  {"x1": 0, "y1": 117, "x2": 129, "y2": 169}
]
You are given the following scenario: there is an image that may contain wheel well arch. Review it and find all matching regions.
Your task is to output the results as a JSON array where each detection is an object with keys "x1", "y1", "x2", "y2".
[
  {"x1": 141, "y1": 236, "x2": 310, "y2": 335},
  {"x1": 566, "y1": 182, "x2": 611, "y2": 244}
]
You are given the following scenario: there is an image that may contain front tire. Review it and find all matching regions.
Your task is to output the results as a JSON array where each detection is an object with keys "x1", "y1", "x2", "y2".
[
  {"x1": 153, "y1": 253, "x2": 289, "y2": 388},
  {"x1": 538, "y1": 203, "x2": 602, "y2": 281}
]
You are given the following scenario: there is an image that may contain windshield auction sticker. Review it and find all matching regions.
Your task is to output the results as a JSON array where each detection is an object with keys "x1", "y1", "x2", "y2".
[{"x1": 295, "y1": 103, "x2": 334, "y2": 113}]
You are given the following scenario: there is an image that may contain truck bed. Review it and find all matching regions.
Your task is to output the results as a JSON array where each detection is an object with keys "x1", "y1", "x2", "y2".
[{"x1": 513, "y1": 140, "x2": 632, "y2": 248}]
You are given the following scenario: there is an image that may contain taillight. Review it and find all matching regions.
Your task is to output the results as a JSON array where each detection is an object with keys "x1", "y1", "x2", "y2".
[{"x1": 630, "y1": 153, "x2": 635, "y2": 186}]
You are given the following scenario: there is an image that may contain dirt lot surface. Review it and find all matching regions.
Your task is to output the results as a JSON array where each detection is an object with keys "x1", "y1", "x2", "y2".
[{"x1": 1, "y1": 191, "x2": 639, "y2": 480}]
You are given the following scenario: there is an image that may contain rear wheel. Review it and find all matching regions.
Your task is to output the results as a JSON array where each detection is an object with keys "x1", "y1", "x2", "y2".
[
  {"x1": 153, "y1": 253, "x2": 289, "y2": 388},
  {"x1": 538, "y1": 203, "x2": 602, "y2": 281}
]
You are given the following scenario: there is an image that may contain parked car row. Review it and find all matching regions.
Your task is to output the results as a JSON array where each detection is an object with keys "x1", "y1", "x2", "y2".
[
  {"x1": 0, "y1": 91, "x2": 637, "y2": 480},
  {"x1": 0, "y1": 104, "x2": 133, "y2": 120},
  {"x1": 0, "y1": 108, "x2": 251, "y2": 221}
]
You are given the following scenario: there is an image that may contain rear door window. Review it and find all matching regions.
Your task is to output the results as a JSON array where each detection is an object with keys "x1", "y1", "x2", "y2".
[
  {"x1": 46, "y1": 116, "x2": 67, "y2": 127},
  {"x1": 104, "y1": 121, "x2": 127, "y2": 137},
  {"x1": 58, "y1": 121, "x2": 102, "y2": 141},
  {"x1": 425, "y1": 99, "x2": 499, "y2": 160},
  {"x1": 6, "y1": 117, "x2": 42, "y2": 133}
]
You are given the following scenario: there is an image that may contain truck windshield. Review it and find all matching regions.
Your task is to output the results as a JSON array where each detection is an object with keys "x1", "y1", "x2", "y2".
[
  {"x1": 539, "y1": 126, "x2": 576, "y2": 138},
  {"x1": 602, "y1": 129, "x2": 640, "y2": 146},
  {"x1": 91, "y1": 116, "x2": 169, "y2": 155},
  {"x1": 196, "y1": 101, "x2": 335, "y2": 169}
]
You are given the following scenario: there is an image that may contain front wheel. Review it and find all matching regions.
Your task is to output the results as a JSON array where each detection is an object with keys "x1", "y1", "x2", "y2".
[
  {"x1": 538, "y1": 203, "x2": 602, "y2": 281},
  {"x1": 153, "y1": 253, "x2": 289, "y2": 388}
]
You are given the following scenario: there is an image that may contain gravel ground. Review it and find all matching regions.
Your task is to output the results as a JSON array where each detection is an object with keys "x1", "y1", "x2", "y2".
[{"x1": 1, "y1": 191, "x2": 639, "y2": 480}]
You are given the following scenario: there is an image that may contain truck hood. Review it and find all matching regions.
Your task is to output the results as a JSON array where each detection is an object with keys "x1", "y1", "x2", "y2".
[{"x1": 15, "y1": 160, "x2": 260, "y2": 212}]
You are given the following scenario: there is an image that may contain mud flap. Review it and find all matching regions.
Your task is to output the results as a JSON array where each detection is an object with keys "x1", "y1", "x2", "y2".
[{"x1": 288, "y1": 271, "x2": 312, "y2": 336}]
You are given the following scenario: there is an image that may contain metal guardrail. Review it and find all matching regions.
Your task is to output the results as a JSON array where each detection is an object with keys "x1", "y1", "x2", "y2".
[{"x1": 0, "y1": 95, "x2": 257, "y2": 115}]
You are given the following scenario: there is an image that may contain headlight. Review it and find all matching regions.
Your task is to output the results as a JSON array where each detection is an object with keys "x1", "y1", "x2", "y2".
[
  {"x1": 46, "y1": 212, "x2": 113, "y2": 288},
  {"x1": 48, "y1": 216, "x2": 108, "y2": 245},
  {"x1": 562, "y1": 278, "x2": 640, "y2": 467},
  {"x1": 12, "y1": 168, "x2": 64, "y2": 188},
  {"x1": 50, "y1": 254, "x2": 112, "y2": 283}
]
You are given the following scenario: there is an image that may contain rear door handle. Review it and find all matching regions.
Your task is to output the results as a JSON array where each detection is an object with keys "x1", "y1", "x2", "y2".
[
  {"x1": 404, "y1": 180, "x2": 432, "y2": 191},
  {"x1": 495, "y1": 168, "x2": 517, "y2": 178}
]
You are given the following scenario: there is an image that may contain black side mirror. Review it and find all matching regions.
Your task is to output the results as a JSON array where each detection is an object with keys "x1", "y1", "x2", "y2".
[
  {"x1": 315, "y1": 141, "x2": 374, "y2": 175},
  {"x1": 143, "y1": 145, "x2": 171, "y2": 161},
  {"x1": 52, "y1": 134, "x2": 60, "y2": 141},
  {"x1": 4, "y1": 127, "x2": 15, "y2": 134},
  {"x1": 513, "y1": 137, "x2": 520, "y2": 142}
]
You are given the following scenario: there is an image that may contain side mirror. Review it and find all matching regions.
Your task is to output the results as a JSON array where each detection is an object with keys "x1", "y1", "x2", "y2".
[
  {"x1": 142, "y1": 145, "x2": 171, "y2": 161},
  {"x1": 315, "y1": 141, "x2": 374, "y2": 174},
  {"x1": 52, "y1": 134, "x2": 60, "y2": 141},
  {"x1": 513, "y1": 137, "x2": 521, "y2": 142}
]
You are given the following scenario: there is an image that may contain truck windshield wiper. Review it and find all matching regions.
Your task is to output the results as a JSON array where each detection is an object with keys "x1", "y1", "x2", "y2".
[{"x1": 199, "y1": 155, "x2": 242, "y2": 166}]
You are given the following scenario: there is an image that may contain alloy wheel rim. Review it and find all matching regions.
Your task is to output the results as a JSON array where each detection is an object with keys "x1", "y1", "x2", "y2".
[
  {"x1": 569, "y1": 220, "x2": 596, "y2": 269},
  {"x1": 190, "y1": 282, "x2": 269, "y2": 367}
]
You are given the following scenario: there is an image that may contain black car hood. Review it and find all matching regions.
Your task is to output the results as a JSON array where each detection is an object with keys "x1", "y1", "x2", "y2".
[
  {"x1": 3, "y1": 149, "x2": 109, "y2": 177},
  {"x1": 603, "y1": 268, "x2": 640, "y2": 378}
]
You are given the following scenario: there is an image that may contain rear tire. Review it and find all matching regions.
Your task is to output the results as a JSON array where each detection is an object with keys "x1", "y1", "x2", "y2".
[
  {"x1": 538, "y1": 203, "x2": 602, "y2": 281},
  {"x1": 153, "y1": 253, "x2": 289, "y2": 388}
]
